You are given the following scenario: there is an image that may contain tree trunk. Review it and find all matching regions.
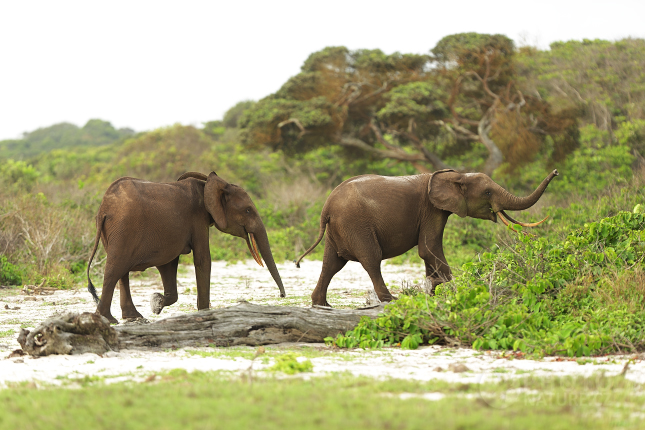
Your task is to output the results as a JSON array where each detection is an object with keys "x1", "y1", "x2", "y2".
[
  {"x1": 17, "y1": 302, "x2": 384, "y2": 356},
  {"x1": 478, "y1": 102, "x2": 504, "y2": 176}
]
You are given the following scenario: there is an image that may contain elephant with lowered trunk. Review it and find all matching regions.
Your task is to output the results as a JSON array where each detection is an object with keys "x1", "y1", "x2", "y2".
[
  {"x1": 87, "y1": 171, "x2": 286, "y2": 324},
  {"x1": 296, "y1": 169, "x2": 559, "y2": 307}
]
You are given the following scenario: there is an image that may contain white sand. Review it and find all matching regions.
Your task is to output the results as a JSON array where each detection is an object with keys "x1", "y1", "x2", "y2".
[{"x1": 1, "y1": 260, "x2": 643, "y2": 387}]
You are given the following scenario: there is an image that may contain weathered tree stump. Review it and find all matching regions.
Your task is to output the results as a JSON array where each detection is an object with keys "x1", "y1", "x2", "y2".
[
  {"x1": 17, "y1": 312, "x2": 119, "y2": 356},
  {"x1": 17, "y1": 302, "x2": 384, "y2": 356}
]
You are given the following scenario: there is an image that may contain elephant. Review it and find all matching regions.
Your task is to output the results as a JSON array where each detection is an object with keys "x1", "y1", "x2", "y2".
[
  {"x1": 295, "y1": 169, "x2": 559, "y2": 307},
  {"x1": 87, "y1": 171, "x2": 286, "y2": 323}
]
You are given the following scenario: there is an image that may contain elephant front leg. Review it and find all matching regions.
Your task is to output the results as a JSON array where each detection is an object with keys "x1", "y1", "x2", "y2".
[
  {"x1": 418, "y1": 232, "x2": 452, "y2": 295},
  {"x1": 419, "y1": 249, "x2": 452, "y2": 295},
  {"x1": 150, "y1": 257, "x2": 180, "y2": 315},
  {"x1": 193, "y1": 237, "x2": 212, "y2": 310},
  {"x1": 424, "y1": 262, "x2": 452, "y2": 294}
]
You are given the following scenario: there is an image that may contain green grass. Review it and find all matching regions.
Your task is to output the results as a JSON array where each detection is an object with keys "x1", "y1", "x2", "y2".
[
  {"x1": 186, "y1": 345, "x2": 356, "y2": 361},
  {"x1": 1, "y1": 372, "x2": 643, "y2": 430},
  {"x1": 0, "y1": 329, "x2": 15, "y2": 338},
  {"x1": 0, "y1": 288, "x2": 20, "y2": 299},
  {"x1": 0, "y1": 320, "x2": 32, "y2": 329}
]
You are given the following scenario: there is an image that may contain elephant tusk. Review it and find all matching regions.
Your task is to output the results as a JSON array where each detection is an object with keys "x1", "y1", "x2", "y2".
[
  {"x1": 497, "y1": 212, "x2": 519, "y2": 233},
  {"x1": 247, "y1": 233, "x2": 264, "y2": 267},
  {"x1": 500, "y1": 210, "x2": 549, "y2": 227}
]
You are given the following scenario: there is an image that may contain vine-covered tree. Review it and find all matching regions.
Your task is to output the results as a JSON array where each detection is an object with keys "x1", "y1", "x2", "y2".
[{"x1": 240, "y1": 34, "x2": 579, "y2": 175}]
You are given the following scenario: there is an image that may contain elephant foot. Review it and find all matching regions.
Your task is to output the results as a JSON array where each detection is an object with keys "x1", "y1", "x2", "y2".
[
  {"x1": 312, "y1": 300, "x2": 332, "y2": 308},
  {"x1": 377, "y1": 294, "x2": 397, "y2": 303},
  {"x1": 312, "y1": 303, "x2": 332, "y2": 308},
  {"x1": 150, "y1": 293, "x2": 165, "y2": 315},
  {"x1": 97, "y1": 311, "x2": 118, "y2": 325},
  {"x1": 311, "y1": 291, "x2": 332, "y2": 308},
  {"x1": 121, "y1": 309, "x2": 144, "y2": 320}
]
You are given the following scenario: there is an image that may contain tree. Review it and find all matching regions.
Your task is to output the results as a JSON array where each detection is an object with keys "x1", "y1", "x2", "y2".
[
  {"x1": 240, "y1": 35, "x2": 579, "y2": 175},
  {"x1": 430, "y1": 33, "x2": 578, "y2": 173},
  {"x1": 516, "y1": 38, "x2": 645, "y2": 146},
  {"x1": 0, "y1": 120, "x2": 134, "y2": 160},
  {"x1": 223, "y1": 100, "x2": 256, "y2": 128}
]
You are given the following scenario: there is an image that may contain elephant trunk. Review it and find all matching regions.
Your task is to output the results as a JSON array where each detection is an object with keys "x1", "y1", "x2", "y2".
[
  {"x1": 254, "y1": 227, "x2": 286, "y2": 297},
  {"x1": 499, "y1": 169, "x2": 559, "y2": 211}
]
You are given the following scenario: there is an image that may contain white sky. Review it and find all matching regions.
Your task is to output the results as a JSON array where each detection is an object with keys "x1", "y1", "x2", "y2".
[{"x1": 1, "y1": 0, "x2": 644, "y2": 141}]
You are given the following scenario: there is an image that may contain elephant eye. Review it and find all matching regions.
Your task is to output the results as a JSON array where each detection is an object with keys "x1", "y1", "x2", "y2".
[
  {"x1": 486, "y1": 191, "x2": 491, "y2": 196},
  {"x1": 246, "y1": 208, "x2": 251, "y2": 214}
]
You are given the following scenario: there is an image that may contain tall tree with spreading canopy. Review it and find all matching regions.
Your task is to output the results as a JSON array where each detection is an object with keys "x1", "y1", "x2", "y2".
[{"x1": 240, "y1": 34, "x2": 579, "y2": 175}]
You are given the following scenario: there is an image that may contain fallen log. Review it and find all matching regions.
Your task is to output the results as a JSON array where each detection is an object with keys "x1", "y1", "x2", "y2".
[
  {"x1": 17, "y1": 301, "x2": 384, "y2": 356},
  {"x1": 17, "y1": 312, "x2": 119, "y2": 356}
]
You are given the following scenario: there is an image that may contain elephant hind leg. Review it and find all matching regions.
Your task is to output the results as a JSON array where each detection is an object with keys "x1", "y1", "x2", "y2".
[
  {"x1": 311, "y1": 243, "x2": 347, "y2": 307},
  {"x1": 349, "y1": 233, "x2": 394, "y2": 302},
  {"x1": 96, "y1": 259, "x2": 127, "y2": 324},
  {"x1": 360, "y1": 260, "x2": 395, "y2": 303},
  {"x1": 119, "y1": 274, "x2": 144, "y2": 320}
]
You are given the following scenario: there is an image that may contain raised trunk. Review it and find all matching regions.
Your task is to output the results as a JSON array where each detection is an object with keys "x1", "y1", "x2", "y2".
[
  {"x1": 254, "y1": 228, "x2": 286, "y2": 297},
  {"x1": 500, "y1": 169, "x2": 559, "y2": 211}
]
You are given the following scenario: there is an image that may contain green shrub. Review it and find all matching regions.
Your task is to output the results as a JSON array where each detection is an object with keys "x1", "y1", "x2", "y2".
[
  {"x1": 267, "y1": 353, "x2": 313, "y2": 374},
  {"x1": 0, "y1": 256, "x2": 22, "y2": 285},
  {"x1": 329, "y1": 209, "x2": 645, "y2": 357}
]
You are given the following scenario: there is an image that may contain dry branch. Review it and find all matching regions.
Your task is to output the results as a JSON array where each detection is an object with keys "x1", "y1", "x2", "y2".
[
  {"x1": 277, "y1": 118, "x2": 308, "y2": 138},
  {"x1": 17, "y1": 302, "x2": 385, "y2": 356}
]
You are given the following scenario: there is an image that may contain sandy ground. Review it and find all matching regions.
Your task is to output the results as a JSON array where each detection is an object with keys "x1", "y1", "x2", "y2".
[{"x1": 1, "y1": 260, "x2": 644, "y2": 388}]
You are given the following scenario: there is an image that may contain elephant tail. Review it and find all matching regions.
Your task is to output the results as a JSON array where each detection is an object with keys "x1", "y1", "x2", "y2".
[
  {"x1": 87, "y1": 215, "x2": 106, "y2": 305},
  {"x1": 295, "y1": 214, "x2": 328, "y2": 268}
]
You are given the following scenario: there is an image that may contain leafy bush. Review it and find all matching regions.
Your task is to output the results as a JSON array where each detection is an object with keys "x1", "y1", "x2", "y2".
[
  {"x1": 0, "y1": 160, "x2": 40, "y2": 192},
  {"x1": 329, "y1": 209, "x2": 645, "y2": 356},
  {"x1": 267, "y1": 353, "x2": 313, "y2": 374},
  {"x1": 0, "y1": 256, "x2": 22, "y2": 285}
]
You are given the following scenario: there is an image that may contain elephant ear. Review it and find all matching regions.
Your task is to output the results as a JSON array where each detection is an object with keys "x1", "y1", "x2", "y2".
[
  {"x1": 204, "y1": 172, "x2": 229, "y2": 229},
  {"x1": 428, "y1": 169, "x2": 468, "y2": 218}
]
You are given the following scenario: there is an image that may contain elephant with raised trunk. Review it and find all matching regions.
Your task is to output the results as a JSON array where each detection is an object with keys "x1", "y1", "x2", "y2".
[
  {"x1": 87, "y1": 171, "x2": 286, "y2": 323},
  {"x1": 296, "y1": 169, "x2": 559, "y2": 307}
]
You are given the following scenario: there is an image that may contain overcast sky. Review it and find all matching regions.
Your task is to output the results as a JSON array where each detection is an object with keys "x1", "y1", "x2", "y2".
[{"x1": 1, "y1": 0, "x2": 644, "y2": 141}]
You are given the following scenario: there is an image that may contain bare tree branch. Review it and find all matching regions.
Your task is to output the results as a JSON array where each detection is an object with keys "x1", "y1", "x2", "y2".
[
  {"x1": 369, "y1": 120, "x2": 402, "y2": 152},
  {"x1": 397, "y1": 130, "x2": 450, "y2": 171},
  {"x1": 277, "y1": 118, "x2": 308, "y2": 138},
  {"x1": 351, "y1": 81, "x2": 389, "y2": 105},
  {"x1": 339, "y1": 136, "x2": 431, "y2": 169},
  {"x1": 371, "y1": 120, "x2": 449, "y2": 171},
  {"x1": 478, "y1": 99, "x2": 504, "y2": 175}
]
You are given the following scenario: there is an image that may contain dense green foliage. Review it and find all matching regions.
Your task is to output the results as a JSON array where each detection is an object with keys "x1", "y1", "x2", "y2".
[
  {"x1": 517, "y1": 39, "x2": 645, "y2": 137},
  {"x1": 240, "y1": 34, "x2": 580, "y2": 175},
  {"x1": 0, "y1": 255, "x2": 22, "y2": 285}
]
